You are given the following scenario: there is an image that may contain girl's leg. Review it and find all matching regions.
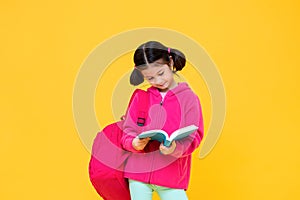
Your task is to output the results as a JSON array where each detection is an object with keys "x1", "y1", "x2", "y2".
[
  {"x1": 128, "y1": 179, "x2": 153, "y2": 200},
  {"x1": 156, "y1": 185, "x2": 188, "y2": 200}
]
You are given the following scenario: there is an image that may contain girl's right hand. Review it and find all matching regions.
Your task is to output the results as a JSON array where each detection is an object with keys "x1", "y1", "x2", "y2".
[{"x1": 132, "y1": 137, "x2": 151, "y2": 151}]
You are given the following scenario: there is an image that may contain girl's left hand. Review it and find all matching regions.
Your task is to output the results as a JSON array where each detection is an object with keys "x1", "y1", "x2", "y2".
[{"x1": 159, "y1": 141, "x2": 176, "y2": 155}]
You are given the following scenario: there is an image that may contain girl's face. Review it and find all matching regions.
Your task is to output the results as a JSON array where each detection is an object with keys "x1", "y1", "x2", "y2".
[{"x1": 140, "y1": 58, "x2": 176, "y2": 92}]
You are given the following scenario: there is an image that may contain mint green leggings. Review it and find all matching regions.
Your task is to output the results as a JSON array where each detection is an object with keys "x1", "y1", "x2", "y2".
[{"x1": 128, "y1": 179, "x2": 188, "y2": 200}]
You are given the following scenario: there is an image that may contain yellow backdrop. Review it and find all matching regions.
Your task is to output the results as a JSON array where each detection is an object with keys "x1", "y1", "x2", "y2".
[{"x1": 1, "y1": 0, "x2": 299, "y2": 199}]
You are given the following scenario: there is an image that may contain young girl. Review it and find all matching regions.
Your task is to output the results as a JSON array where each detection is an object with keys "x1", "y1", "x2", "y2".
[{"x1": 121, "y1": 41, "x2": 204, "y2": 200}]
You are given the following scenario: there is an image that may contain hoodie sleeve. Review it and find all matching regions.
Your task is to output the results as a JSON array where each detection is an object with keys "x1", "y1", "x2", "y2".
[
  {"x1": 171, "y1": 94, "x2": 204, "y2": 158},
  {"x1": 121, "y1": 92, "x2": 144, "y2": 153}
]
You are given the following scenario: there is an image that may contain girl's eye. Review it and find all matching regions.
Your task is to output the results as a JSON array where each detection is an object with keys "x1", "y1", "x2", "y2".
[
  {"x1": 158, "y1": 72, "x2": 164, "y2": 76},
  {"x1": 148, "y1": 77, "x2": 154, "y2": 81}
]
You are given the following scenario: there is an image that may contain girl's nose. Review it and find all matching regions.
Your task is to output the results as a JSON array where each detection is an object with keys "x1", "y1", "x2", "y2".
[{"x1": 155, "y1": 77, "x2": 164, "y2": 85}]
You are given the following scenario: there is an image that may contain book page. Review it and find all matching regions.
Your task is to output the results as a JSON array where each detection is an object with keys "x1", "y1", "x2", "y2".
[{"x1": 170, "y1": 125, "x2": 198, "y2": 141}]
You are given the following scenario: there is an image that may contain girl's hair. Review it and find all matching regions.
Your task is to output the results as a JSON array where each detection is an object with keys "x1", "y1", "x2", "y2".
[{"x1": 130, "y1": 41, "x2": 186, "y2": 86}]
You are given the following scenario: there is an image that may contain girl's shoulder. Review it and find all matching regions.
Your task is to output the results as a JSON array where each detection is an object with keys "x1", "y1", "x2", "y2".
[{"x1": 172, "y1": 82, "x2": 198, "y2": 97}]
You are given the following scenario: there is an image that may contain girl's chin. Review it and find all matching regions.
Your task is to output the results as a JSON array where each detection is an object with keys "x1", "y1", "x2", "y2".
[
  {"x1": 157, "y1": 85, "x2": 167, "y2": 89},
  {"x1": 157, "y1": 86, "x2": 169, "y2": 92}
]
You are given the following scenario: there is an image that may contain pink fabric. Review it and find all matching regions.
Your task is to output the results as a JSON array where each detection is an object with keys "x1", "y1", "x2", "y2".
[
  {"x1": 121, "y1": 82, "x2": 204, "y2": 189},
  {"x1": 88, "y1": 90, "x2": 149, "y2": 200},
  {"x1": 89, "y1": 121, "x2": 131, "y2": 200}
]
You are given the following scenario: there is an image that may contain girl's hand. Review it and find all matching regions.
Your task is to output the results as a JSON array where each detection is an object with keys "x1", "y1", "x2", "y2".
[
  {"x1": 159, "y1": 141, "x2": 176, "y2": 155},
  {"x1": 132, "y1": 137, "x2": 151, "y2": 151}
]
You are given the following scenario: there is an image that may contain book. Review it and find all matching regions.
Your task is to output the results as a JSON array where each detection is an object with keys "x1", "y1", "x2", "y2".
[{"x1": 137, "y1": 125, "x2": 198, "y2": 147}]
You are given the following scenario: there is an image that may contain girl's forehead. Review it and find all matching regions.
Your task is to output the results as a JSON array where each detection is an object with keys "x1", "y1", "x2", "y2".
[
  {"x1": 149, "y1": 61, "x2": 166, "y2": 67},
  {"x1": 142, "y1": 64, "x2": 168, "y2": 76}
]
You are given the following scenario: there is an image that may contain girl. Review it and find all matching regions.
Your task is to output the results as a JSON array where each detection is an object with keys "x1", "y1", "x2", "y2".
[{"x1": 121, "y1": 41, "x2": 204, "y2": 200}]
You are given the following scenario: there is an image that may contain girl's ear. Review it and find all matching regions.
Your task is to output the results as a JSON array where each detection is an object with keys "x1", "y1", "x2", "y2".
[{"x1": 168, "y1": 56, "x2": 174, "y2": 68}]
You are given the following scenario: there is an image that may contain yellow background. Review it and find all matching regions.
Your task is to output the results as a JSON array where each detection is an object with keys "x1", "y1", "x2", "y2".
[{"x1": 1, "y1": 0, "x2": 299, "y2": 199}]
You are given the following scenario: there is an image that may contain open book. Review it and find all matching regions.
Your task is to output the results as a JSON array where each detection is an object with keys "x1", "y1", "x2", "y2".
[{"x1": 138, "y1": 125, "x2": 198, "y2": 147}]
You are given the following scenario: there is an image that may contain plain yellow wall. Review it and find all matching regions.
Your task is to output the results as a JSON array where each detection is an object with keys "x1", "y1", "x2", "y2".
[{"x1": 1, "y1": 0, "x2": 299, "y2": 199}]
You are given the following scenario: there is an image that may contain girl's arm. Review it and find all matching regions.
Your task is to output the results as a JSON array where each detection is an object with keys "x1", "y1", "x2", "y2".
[
  {"x1": 121, "y1": 93, "x2": 147, "y2": 153},
  {"x1": 170, "y1": 95, "x2": 204, "y2": 158}
]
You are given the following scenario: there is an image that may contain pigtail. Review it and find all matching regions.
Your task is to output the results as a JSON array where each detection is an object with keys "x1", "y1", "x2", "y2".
[
  {"x1": 169, "y1": 48, "x2": 186, "y2": 72},
  {"x1": 130, "y1": 68, "x2": 144, "y2": 86}
]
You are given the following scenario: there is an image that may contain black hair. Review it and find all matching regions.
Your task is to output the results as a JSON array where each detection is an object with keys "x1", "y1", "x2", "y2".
[{"x1": 130, "y1": 41, "x2": 186, "y2": 86}]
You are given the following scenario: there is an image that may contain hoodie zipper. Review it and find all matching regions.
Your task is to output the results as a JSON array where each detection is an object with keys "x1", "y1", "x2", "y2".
[
  {"x1": 148, "y1": 93, "x2": 165, "y2": 183},
  {"x1": 147, "y1": 152, "x2": 156, "y2": 183},
  {"x1": 160, "y1": 91, "x2": 167, "y2": 106}
]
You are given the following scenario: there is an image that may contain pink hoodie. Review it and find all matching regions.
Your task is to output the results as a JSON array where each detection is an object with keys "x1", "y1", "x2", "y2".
[{"x1": 121, "y1": 82, "x2": 204, "y2": 189}]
